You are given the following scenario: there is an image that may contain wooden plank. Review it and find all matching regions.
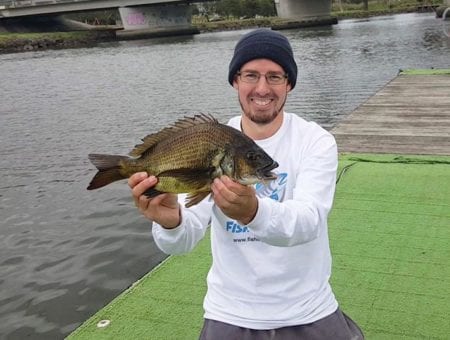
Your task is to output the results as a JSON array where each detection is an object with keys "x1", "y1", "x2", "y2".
[
  {"x1": 335, "y1": 135, "x2": 450, "y2": 155},
  {"x1": 331, "y1": 74, "x2": 450, "y2": 155}
]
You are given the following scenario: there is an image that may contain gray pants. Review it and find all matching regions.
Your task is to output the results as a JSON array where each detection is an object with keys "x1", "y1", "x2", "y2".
[{"x1": 199, "y1": 308, "x2": 364, "y2": 340}]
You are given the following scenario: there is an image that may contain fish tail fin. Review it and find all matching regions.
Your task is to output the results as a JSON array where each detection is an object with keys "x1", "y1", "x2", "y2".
[{"x1": 87, "y1": 154, "x2": 129, "y2": 190}]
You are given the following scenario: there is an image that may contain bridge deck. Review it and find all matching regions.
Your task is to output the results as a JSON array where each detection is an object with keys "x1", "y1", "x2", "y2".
[
  {"x1": 331, "y1": 70, "x2": 450, "y2": 156},
  {"x1": 0, "y1": 0, "x2": 196, "y2": 18}
]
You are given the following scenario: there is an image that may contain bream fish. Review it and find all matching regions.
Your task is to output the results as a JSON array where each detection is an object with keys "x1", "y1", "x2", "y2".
[{"x1": 87, "y1": 114, "x2": 278, "y2": 207}]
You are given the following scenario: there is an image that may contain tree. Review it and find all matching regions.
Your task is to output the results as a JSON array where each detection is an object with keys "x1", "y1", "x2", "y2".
[
  {"x1": 198, "y1": 0, "x2": 276, "y2": 19},
  {"x1": 257, "y1": 0, "x2": 276, "y2": 16},
  {"x1": 242, "y1": 0, "x2": 258, "y2": 17},
  {"x1": 216, "y1": 0, "x2": 242, "y2": 18},
  {"x1": 363, "y1": 0, "x2": 368, "y2": 11}
]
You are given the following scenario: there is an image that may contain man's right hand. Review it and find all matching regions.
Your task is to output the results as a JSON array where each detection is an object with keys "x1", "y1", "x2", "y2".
[{"x1": 128, "y1": 172, "x2": 181, "y2": 229}]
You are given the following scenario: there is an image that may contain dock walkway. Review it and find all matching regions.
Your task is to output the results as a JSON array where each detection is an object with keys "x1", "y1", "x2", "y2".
[
  {"x1": 332, "y1": 70, "x2": 450, "y2": 155},
  {"x1": 68, "y1": 70, "x2": 450, "y2": 340}
]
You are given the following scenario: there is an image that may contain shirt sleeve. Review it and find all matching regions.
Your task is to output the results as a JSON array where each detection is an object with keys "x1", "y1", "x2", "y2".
[
  {"x1": 152, "y1": 194, "x2": 213, "y2": 254},
  {"x1": 246, "y1": 132, "x2": 338, "y2": 247}
]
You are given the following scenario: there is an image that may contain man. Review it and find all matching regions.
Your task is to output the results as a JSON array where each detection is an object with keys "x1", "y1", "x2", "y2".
[{"x1": 129, "y1": 29, "x2": 364, "y2": 339}]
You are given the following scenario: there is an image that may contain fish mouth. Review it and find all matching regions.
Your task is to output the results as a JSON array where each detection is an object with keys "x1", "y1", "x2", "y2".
[
  {"x1": 237, "y1": 161, "x2": 279, "y2": 186},
  {"x1": 257, "y1": 161, "x2": 279, "y2": 180}
]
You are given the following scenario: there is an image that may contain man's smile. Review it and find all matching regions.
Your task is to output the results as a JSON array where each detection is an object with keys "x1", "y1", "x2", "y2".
[{"x1": 252, "y1": 97, "x2": 273, "y2": 106}]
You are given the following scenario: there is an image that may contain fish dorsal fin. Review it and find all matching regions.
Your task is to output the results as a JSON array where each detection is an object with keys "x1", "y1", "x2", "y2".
[{"x1": 129, "y1": 113, "x2": 218, "y2": 158}]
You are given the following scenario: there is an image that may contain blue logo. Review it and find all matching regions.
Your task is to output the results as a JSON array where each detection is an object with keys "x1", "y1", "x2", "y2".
[
  {"x1": 226, "y1": 221, "x2": 249, "y2": 233},
  {"x1": 255, "y1": 172, "x2": 287, "y2": 201}
]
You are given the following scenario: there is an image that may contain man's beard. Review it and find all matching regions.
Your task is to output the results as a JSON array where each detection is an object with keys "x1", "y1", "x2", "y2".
[{"x1": 239, "y1": 95, "x2": 287, "y2": 125}]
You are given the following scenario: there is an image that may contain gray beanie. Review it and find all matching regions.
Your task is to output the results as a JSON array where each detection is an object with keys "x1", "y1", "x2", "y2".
[{"x1": 228, "y1": 29, "x2": 298, "y2": 89}]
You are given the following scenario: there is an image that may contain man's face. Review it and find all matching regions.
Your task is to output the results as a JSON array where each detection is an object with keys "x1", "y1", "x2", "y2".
[{"x1": 233, "y1": 58, "x2": 292, "y2": 125}]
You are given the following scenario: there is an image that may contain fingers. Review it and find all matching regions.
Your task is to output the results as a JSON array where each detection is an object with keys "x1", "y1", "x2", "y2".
[
  {"x1": 130, "y1": 175, "x2": 157, "y2": 197},
  {"x1": 211, "y1": 176, "x2": 258, "y2": 224},
  {"x1": 128, "y1": 172, "x2": 148, "y2": 189},
  {"x1": 212, "y1": 176, "x2": 253, "y2": 203},
  {"x1": 128, "y1": 173, "x2": 180, "y2": 228},
  {"x1": 212, "y1": 176, "x2": 253, "y2": 212},
  {"x1": 128, "y1": 173, "x2": 158, "y2": 210},
  {"x1": 150, "y1": 193, "x2": 178, "y2": 209},
  {"x1": 211, "y1": 177, "x2": 238, "y2": 205}
]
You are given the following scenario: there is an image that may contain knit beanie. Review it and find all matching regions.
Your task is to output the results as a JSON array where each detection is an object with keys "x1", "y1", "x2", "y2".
[{"x1": 228, "y1": 29, "x2": 298, "y2": 89}]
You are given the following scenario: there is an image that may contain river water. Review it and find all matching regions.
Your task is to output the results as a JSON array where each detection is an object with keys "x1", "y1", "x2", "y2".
[{"x1": 0, "y1": 12, "x2": 449, "y2": 339}]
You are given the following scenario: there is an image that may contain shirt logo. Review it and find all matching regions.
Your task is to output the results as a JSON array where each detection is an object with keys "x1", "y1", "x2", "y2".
[
  {"x1": 255, "y1": 172, "x2": 287, "y2": 202},
  {"x1": 226, "y1": 221, "x2": 249, "y2": 233}
]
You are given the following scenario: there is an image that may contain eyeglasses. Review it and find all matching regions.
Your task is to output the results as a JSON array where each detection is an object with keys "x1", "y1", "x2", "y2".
[{"x1": 237, "y1": 71, "x2": 288, "y2": 85}]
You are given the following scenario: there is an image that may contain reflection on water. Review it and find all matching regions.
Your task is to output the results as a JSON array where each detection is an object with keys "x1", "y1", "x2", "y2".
[{"x1": 0, "y1": 12, "x2": 449, "y2": 339}]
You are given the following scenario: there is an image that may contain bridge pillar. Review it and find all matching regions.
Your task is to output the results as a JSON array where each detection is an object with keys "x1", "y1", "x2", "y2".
[
  {"x1": 272, "y1": 0, "x2": 337, "y2": 29},
  {"x1": 117, "y1": 4, "x2": 198, "y2": 39}
]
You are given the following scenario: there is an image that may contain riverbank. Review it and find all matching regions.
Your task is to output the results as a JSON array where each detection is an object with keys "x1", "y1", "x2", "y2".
[
  {"x1": 0, "y1": 5, "x2": 443, "y2": 54},
  {"x1": 0, "y1": 29, "x2": 117, "y2": 54}
]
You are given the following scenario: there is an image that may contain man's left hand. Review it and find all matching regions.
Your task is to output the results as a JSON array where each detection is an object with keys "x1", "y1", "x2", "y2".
[{"x1": 211, "y1": 176, "x2": 258, "y2": 225}]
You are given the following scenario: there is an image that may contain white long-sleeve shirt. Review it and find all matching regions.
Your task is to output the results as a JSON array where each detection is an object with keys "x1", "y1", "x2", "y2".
[{"x1": 152, "y1": 112, "x2": 339, "y2": 329}]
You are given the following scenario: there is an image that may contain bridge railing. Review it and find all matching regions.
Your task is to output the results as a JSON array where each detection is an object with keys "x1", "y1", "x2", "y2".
[{"x1": 0, "y1": 0, "x2": 89, "y2": 8}]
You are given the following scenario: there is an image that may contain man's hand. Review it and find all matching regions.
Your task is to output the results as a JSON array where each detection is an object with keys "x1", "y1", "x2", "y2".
[
  {"x1": 211, "y1": 176, "x2": 258, "y2": 225},
  {"x1": 128, "y1": 172, "x2": 181, "y2": 229}
]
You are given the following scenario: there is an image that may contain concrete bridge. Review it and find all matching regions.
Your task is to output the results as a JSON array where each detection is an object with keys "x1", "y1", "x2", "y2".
[{"x1": 0, "y1": 0, "x2": 334, "y2": 37}]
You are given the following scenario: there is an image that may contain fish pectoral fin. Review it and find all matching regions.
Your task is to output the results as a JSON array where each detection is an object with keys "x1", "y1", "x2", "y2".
[{"x1": 186, "y1": 191, "x2": 210, "y2": 207}]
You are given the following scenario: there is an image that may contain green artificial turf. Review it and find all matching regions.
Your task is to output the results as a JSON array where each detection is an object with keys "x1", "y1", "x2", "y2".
[
  {"x1": 399, "y1": 69, "x2": 450, "y2": 75},
  {"x1": 67, "y1": 234, "x2": 211, "y2": 340},
  {"x1": 68, "y1": 154, "x2": 450, "y2": 340}
]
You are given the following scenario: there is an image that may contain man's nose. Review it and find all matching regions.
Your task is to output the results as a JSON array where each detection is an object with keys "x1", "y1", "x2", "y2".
[{"x1": 255, "y1": 76, "x2": 271, "y2": 93}]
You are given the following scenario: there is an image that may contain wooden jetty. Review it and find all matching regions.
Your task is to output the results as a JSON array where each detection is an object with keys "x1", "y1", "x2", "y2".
[{"x1": 331, "y1": 70, "x2": 450, "y2": 155}]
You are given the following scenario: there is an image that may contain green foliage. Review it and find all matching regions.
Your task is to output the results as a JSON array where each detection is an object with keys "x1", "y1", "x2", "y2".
[
  {"x1": 0, "y1": 31, "x2": 92, "y2": 43},
  {"x1": 197, "y1": 0, "x2": 276, "y2": 19},
  {"x1": 331, "y1": 0, "x2": 443, "y2": 12},
  {"x1": 196, "y1": 0, "x2": 438, "y2": 20},
  {"x1": 66, "y1": 10, "x2": 119, "y2": 25}
]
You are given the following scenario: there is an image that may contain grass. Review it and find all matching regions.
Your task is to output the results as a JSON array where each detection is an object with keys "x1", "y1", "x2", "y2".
[
  {"x1": 0, "y1": 31, "x2": 90, "y2": 42},
  {"x1": 332, "y1": 0, "x2": 441, "y2": 12},
  {"x1": 399, "y1": 68, "x2": 450, "y2": 75},
  {"x1": 68, "y1": 153, "x2": 450, "y2": 340},
  {"x1": 332, "y1": 154, "x2": 450, "y2": 339},
  {"x1": 330, "y1": 0, "x2": 442, "y2": 19},
  {"x1": 0, "y1": 30, "x2": 116, "y2": 53}
]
